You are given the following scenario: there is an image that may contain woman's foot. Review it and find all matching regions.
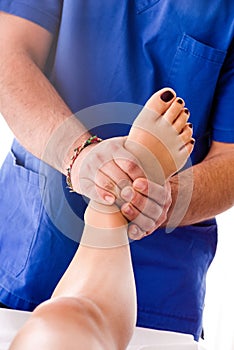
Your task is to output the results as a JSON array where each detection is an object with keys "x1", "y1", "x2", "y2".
[
  {"x1": 125, "y1": 87, "x2": 194, "y2": 185},
  {"x1": 83, "y1": 88, "x2": 194, "y2": 246}
]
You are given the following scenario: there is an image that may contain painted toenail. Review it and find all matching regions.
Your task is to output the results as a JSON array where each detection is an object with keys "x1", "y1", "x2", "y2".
[
  {"x1": 177, "y1": 98, "x2": 183, "y2": 104},
  {"x1": 188, "y1": 123, "x2": 193, "y2": 128},
  {"x1": 190, "y1": 138, "x2": 195, "y2": 144},
  {"x1": 160, "y1": 90, "x2": 174, "y2": 102},
  {"x1": 184, "y1": 108, "x2": 190, "y2": 115}
]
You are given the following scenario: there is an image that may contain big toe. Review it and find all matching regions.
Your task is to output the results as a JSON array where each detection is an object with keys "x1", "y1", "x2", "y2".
[{"x1": 145, "y1": 87, "x2": 176, "y2": 115}]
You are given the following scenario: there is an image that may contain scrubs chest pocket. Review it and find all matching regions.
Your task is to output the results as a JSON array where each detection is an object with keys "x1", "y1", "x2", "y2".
[
  {"x1": 167, "y1": 34, "x2": 226, "y2": 91},
  {"x1": 0, "y1": 150, "x2": 46, "y2": 277}
]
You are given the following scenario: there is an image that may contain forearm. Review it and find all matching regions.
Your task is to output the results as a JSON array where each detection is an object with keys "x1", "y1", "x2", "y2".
[
  {"x1": 0, "y1": 50, "x2": 90, "y2": 173},
  {"x1": 167, "y1": 147, "x2": 234, "y2": 227}
]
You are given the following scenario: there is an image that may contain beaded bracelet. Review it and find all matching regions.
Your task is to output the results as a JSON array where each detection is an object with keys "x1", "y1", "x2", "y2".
[{"x1": 66, "y1": 135, "x2": 103, "y2": 192}]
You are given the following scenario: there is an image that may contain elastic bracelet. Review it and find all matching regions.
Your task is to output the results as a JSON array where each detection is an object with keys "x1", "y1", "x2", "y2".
[{"x1": 66, "y1": 135, "x2": 103, "y2": 192}]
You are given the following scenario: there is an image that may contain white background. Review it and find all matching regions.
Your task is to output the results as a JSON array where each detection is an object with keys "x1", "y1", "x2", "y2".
[{"x1": 0, "y1": 115, "x2": 234, "y2": 350}]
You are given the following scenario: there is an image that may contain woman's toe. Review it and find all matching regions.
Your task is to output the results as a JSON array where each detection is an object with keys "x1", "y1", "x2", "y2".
[
  {"x1": 145, "y1": 87, "x2": 176, "y2": 116},
  {"x1": 172, "y1": 108, "x2": 190, "y2": 133}
]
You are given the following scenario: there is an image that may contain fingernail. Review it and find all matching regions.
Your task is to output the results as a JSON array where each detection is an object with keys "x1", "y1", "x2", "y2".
[
  {"x1": 129, "y1": 226, "x2": 141, "y2": 239},
  {"x1": 123, "y1": 205, "x2": 134, "y2": 216},
  {"x1": 188, "y1": 123, "x2": 193, "y2": 128},
  {"x1": 129, "y1": 226, "x2": 144, "y2": 240},
  {"x1": 134, "y1": 179, "x2": 145, "y2": 191},
  {"x1": 177, "y1": 98, "x2": 183, "y2": 104},
  {"x1": 130, "y1": 226, "x2": 138, "y2": 235},
  {"x1": 104, "y1": 195, "x2": 115, "y2": 204},
  {"x1": 121, "y1": 186, "x2": 134, "y2": 201},
  {"x1": 184, "y1": 108, "x2": 190, "y2": 115},
  {"x1": 160, "y1": 90, "x2": 174, "y2": 102}
]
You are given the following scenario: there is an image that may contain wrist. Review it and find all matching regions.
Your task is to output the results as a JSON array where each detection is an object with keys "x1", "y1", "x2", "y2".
[
  {"x1": 62, "y1": 132, "x2": 92, "y2": 172},
  {"x1": 66, "y1": 135, "x2": 103, "y2": 192}
]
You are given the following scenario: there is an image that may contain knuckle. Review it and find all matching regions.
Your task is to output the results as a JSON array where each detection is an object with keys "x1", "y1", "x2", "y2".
[
  {"x1": 137, "y1": 217, "x2": 155, "y2": 232},
  {"x1": 126, "y1": 160, "x2": 139, "y2": 174},
  {"x1": 118, "y1": 178, "x2": 132, "y2": 189},
  {"x1": 146, "y1": 202, "x2": 158, "y2": 218},
  {"x1": 121, "y1": 205, "x2": 135, "y2": 221},
  {"x1": 103, "y1": 180, "x2": 115, "y2": 192},
  {"x1": 133, "y1": 193, "x2": 147, "y2": 209}
]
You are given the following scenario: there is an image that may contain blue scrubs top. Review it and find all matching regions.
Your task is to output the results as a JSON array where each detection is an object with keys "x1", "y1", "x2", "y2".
[{"x1": 0, "y1": 0, "x2": 234, "y2": 341}]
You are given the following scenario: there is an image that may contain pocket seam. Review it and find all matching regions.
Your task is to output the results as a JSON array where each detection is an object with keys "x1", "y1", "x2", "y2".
[
  {"x1": 6, "y1": 150, "x2": 46, "y2": 188},
  {"x1": 15, "y1": 190, "x2": 45, "y2": 277},
  {"x1": 178, "y1": 33, "x2": 226, "y2": 65},
  {"x1": 0, "y1": 150, "x2": 46, "y2": 277}
]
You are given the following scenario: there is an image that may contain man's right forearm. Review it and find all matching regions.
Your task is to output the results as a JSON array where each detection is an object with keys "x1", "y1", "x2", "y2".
[{"x1": 0, "y1": 50, "x2": 90, "y2": 174}]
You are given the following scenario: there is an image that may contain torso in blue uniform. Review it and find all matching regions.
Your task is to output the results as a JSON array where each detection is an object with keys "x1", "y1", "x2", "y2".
[{"x1": 0, "y1": 0, "x2": 234, "y2": 340}]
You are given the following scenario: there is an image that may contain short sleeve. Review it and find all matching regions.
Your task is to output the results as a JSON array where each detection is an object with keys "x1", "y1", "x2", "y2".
[
  {"x1": 0, "y1": 0, "x2": 63, "y2": 34},
  {"x1": 211, "y1": 38, "x2": 234, "y2": 143}
]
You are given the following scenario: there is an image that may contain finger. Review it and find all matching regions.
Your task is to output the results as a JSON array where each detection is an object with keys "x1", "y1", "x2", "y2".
[
  {"x1": 97, "y1": 136, "x2": 145, "y2": 182},
  {"x1": 78, "y1": 177, "x2": 115, "y2": 205},
  {"x1": 153, "y1": 182, "x2": 172, "y2": 225},
  {"x1": 121, "y1": 186, "x2": 163, "y2": 220},
  {"x1": 113, "y1": 146, "x2": 146, "y2": 181},
  {"x1": 128, "y1": 182, "x2": 172, "y2": 239},
  {"x1": 94, "y1": 168, "x2": 121, "y2": 198},
  {"x1": 100, "y1": 159, "x2": 132, "y2": 190},
  {"x1": 132, "y1": 178, "x2": 167, "y2": 206},
  {"x1": 121, "y1": 202, "x2": 156, "y2": 232},
  {"x1": 128, "y1": 224, "x2": 145, "y2": 240}
]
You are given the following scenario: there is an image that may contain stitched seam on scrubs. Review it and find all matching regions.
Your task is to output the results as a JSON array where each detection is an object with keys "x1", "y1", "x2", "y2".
[
  {"x1": 178, "y1": 35, "x2": 226, "y2": 65},
  {"x1": 5, "y1": 1, "x2": 59, "y2": 22},
  {"x1": 178, "y1": 46, "x2": 225, "y2": 65},
  {"x1": 16, "y1": 195, "x2": 45, "y2": 278},
  {"x1": 212, "y1": 128, "x2": 234, "y2": 142},
  {"x1": 0, "y1": 1, "x2": 60, "y2": 33}
]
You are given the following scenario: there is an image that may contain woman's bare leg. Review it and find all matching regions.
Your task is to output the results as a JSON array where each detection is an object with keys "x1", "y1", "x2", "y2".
[
  {"x1": 10, "y1": 204, "x2": 134, "y2": 350},
  {"x1": 9, "y1": 88, "x2": 194, "y2": 350}
]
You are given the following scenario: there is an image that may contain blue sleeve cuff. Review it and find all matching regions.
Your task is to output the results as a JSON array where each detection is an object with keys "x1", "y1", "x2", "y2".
[
  {"x1": 212, "y1": 128, "x2": 234, "y2": 143},
  {"x1": 0, "y1": 1, "x2": 62, "y2": 34}
]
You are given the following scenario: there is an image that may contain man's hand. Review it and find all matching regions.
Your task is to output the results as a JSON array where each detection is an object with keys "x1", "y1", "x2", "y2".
[
  {"x1": 121, "y1": 179, "x2": 172, "y2": 239},
  {"x1": 71, "y1": 137, "x2": 172, "y2": 238}
]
